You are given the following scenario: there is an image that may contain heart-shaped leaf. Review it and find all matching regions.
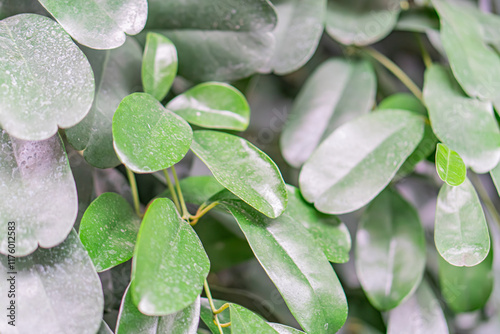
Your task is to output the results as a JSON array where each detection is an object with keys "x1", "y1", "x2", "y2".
[
  {"x1": 112, "y1": 93, "x2": 193, "y2": 173},
  {"x1": 79, "y1": 193, "x2": 141, "y2": 272},
  {"x1": 229, "y1": 303, "x2": 279, "y2": 333},
  {"x1": 66, "y1": 37, "x2": 142, "y2": 169},
  {"x1": 0, "y1": 230, "x2": 103, "y2": 334},
  {"x1": 191, "y1": 130, "x2": 287, "y2": 218},
  {"x1": 435, "y1": 178, "x2": 490, "y2": 267},
  {"x1": 167, "y1": 82, "x2": 250, "y2": 131},
  {"x1": 0, "y1": 130, "x2": 77, "y2": 256},
  {"x1": 355, "y1": 189, "x2": 426, "y2": 311},
  {"x1": 281, "y1": 58, "x2": 376, "y2": 167},
  {"x1": 299, "y1": 109, "x2": 424, "y2": 214},
  {"x1": 37, "y1": 0, "x2": 147, "y2": 49},
  {"x1": 435, "y1": 143, "x2": 466, "y2": 186},
  {"x1": 131, "y1": 198, "x2": 210, "y2": 315},
  {"x1": 142, "y1": 32, "x2": 177, "y2": 102},
  {"x1": 0, "y1": 13, "x2": 94, "y2": 141}
]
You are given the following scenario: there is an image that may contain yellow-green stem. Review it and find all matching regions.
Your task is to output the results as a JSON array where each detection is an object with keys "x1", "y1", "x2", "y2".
[
  {"x1": 204, "y1": 279, "x2": 227, "y2": 333},
  {"x1": 470, "y1": 173, "x2": 500, "y2": 228},
  {"x1": 190, "y1": 202, "x2": 220, "y2": 226},
  {"x1": 163, "y1": 169, "x2": 181, "y2": 213},
  {"x1": 126, "y1": 167, "x2": 142, "y2": 217},
  {"x1": 415, "y1": 33, "x2": 432, "y2": 69},
  {"x1": 171, "y1": 166, "x2": 190, "y2": 220}
]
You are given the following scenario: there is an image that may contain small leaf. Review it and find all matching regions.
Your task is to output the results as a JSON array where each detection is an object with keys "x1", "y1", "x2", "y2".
[
  {"x1": 299, "y1": 109, "x2": 424, "y2": 214},
  {"x1": 131, "y1": 198, "x2": 210, "y2": 315},
  {"x1": 79, "y1": 193, "x2": 141, "y2": 272},
  {"x1": 435, "y1": 143, "x2": 466, "y2": 186},
  {"x1": 229, "y1": 303, "x2": 279, "y2": 333},
  {"x1": 356, "y1": 189, "x2": 426, "y2": 311},
  {"x1": 142, "y1": 32, "x2": 178, "y2": 101},
  {"x1": 112, "y1": 93, "x2": 193, "y2": 173},
  {"x1": 167, "y1": 82, "x2": 250, "y2": 131},
  {"x1": 37, "y1": 0, "x2": 147, "y2": 49},
  {"x1": 200, "y1": 298, "x2": 231, "y2": 334},
  {"x1": 190, "y1": 130, "x2": 287, "y2": 218},
  {"x1": 0, "y1": 14, "x2": 94, "y2": 140},
  {"x1": 435, "y1": 178, "x2": 490, "y2": 267}
]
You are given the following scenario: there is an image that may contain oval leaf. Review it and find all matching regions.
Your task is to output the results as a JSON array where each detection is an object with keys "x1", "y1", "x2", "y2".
[
  {"x1": 131, "y1": 198, "x2": 210, "y2": 315},
  {"x1": 167, "y1": 82, "x2": 250, "y2": 131},
  {"x1": 0, "y1": 13, "x2": 94, "y2": 140},
  {"x1": 79, "y1": 192, "x2": 141, "y2": 272},
  {"x1": 356, "y1": 189, "x2": 426, "y2": 310},
  {"x1": 112, "y1": 93, "x2": 193, "y2": 173},
  {"x1": 435, "y1": 178, "x2": 490, "y2": 267},
  {"x1": 299, "y1": 109, "x2": 425, "y2": 214},
  {"x1": 229, "y1": 303, "x2": 279, "y2": 334},
  {"x1": 435, "y1": 143, "x2": 466, "y2": 186},
  {"x1": 190, "y1": 130, "x2": 287, "y2": 218}
]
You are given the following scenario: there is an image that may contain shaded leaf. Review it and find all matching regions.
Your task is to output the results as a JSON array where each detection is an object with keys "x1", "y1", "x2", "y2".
[
  {"x1": 98, "y1": 321, "x2": 113, "y2": 334},
  {"x1": 229, "y1": 303, "x2": 279, "y2": 333},
  {"x1": 160, "y1": 175, "x2": 225, "y2": 206},
  {"x1": 435, "y1": 143, "x2": 466, "y2": 186},
  {"x1": 490, "y1": 161, "x2": 500, "y2": 197},
  {"x1": 0, "y1": 0, "x2": 48, "y2": 19},
  {"x1": 395, "y1": 7, "x2": 440, "y2": 32}
]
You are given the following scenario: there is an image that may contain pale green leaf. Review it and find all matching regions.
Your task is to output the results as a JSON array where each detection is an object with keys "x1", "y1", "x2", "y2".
[{"x1": 229, "y1": 303, "x2": 279, "y2": 334}]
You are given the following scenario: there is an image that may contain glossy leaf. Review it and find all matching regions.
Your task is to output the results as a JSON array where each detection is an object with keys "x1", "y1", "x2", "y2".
[
  {"x1": 0, "y1": 230, "x2": 103, "y2": 334},
  {"x1": 142, "y1": 32, "x2": 177, "y2": 102},
  {"x1": 116, "y1": 284, "x2": 200, "y2": 334},
  {"x1": 325, "y1": 0, "x2": 401, "y2": 45},
  {"x1": 131, "y1": 198, "x2": 210, "y2": 315},
  {"x1": 435, "y1": 143, "x2": 466, "y2": 187},
  {"x1": 299, "y1": 109, "x2": 424, "y2": 214},
  {"x1": 423, "y1": 64, "x2": 500, "y2": 173},
  {"x1": 200, "y1": 298, "x2": 231, "y2": 334},
  {"x1": 0, "y1": 13, "x2": 94, "y2": 141},
  {"x1": 0, "y1": 131, "x2": 77, "y2": 256},
  {"x1": 79, "y1": 193, "x2": 141, "y2": 272},
  {"x1": 356, "y1": 189, "x2": 426, "y2": 311},
  {"x1": 191, "y1": 130, "x2": 287, "y2": 218},
  {"x1": 66, "y1": 37, "x2": 142, "y2": 169},
  {"x1": 229, "y1": 303, "x2": 278, "y2": 333},
  {"x1": 435, "y1": 178, "x2": 490, "y2": 267},
  {"x1": 167, "y1": 82, "x2": 250, "y2": 131},
  {"x1": 281, "y1": 58, "x2": 376, "y2": 167},
  {"x1": 269, "y1": 323, "x2": 305, "y2": 334},
  {"x1": 37, "y1": 0, "x2": 147, "y2": 49},
  {"x1": 387, "y1": 281, "x2": 449, "y2": 334},
  {"x1": 112, "y1": 93, "x2": 193, "y2": 173}
]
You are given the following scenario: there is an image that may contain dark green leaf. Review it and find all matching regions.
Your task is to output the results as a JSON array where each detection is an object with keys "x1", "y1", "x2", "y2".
[
  {"x1": 98, "y1": 321, "x2": 113, "y2": 334},
  {"x1": 395, "y1": 7, "x2": 440, "y2": 32},
  {"x1": 229, "y1": 303, "x2": 279, "y2": 333},
  {"x1": 435, "y1": 143, "x2": 466, "y2": 187}
]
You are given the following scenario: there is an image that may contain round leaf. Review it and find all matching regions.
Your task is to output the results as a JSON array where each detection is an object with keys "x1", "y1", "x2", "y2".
[{"x1": 435, "y1": 143, "x2": 466, "y2": 186}]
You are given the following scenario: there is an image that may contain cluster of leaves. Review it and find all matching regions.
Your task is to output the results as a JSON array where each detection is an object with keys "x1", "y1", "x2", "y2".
[{"x1": 2, "y1": 0, "x2": 500, "y2": 333}]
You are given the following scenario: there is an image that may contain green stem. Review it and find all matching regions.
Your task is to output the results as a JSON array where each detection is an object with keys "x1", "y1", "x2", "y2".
[
  {"x1": 171, "y1": 166, "x2": 190, "y2": 220},
  {"x1": 163, "y1": 169, "x2": 181, "y2": 213},
  {"x1": 190, "y1": 202, "x2": 220, "y2": 226},
  {"x1": 470, "y1": 173, "x2": 500, "y2": 228},
  {"x1": 415, "y1": 33, "x2": 432, "y2": 69},
  {"x1": 126, "y1": 167, "x2": 142, "y2": 217},
  {"x1": 204, "y1": 279, "x2": 227, "y2": 333}
]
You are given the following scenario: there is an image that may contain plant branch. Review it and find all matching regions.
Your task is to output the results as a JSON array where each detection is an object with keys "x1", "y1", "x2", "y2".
[
  {"x1": 204, "y1": 279, "x2": 228, "y2": 333},
  {"x1": 163, "y1": 169, "x2": 181, "y2": 213},
  {"x1": 470, "y1": 172, "x2": 500, "y2": 228},
  {"x1": 171, "y1": 165, "x2": 191, "y2": 220},
  {"x1": 126, "y1": 167, "x2": 142, "y2": 217},
  {"x1": 415, "y1": 33, "x2": 432, "y2": 69},
  {"x1": 190, "y1": 202, "x2": 220, "y2": 226}
]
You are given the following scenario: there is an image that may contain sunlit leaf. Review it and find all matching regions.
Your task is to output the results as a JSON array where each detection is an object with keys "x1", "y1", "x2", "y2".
[
  {"x1": 229, "y1": 303, "x2": 279, "y2": 333},
  {"x1": 435, "y1": 143, "x2": 466, "y2": 186}
]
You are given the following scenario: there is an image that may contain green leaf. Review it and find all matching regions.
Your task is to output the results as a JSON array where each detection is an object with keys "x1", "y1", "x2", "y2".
[
  {"x1": 116, "y1": 284, "x2": 200, "y2": 334},
  {"x1": 37, "y1": 0, "x2": 147, "y2": 49},
  {"x1": 0, "y1": 131, "x2": 77, "y2": 256},
  {"x1": 144, "y1": 0, "x2": 277, "y2": 81},
  {"x1": 0, "y1": 13, "x2": 94, "y2": 141},
  {"x1": 79, "y1": 193, "x2": 141, "y2": 272},
  {"x1": 435, "y1": 178, "x2": 490, "y2": 267},
  {"x1": 281, "y1": 58, "x2": 376, "y2": 167},
  {"x1": 0, "y1": 0, "x2": 48, "y2": 20},
  {"x1": 167, "y1": 82, "x2": 250, "y2": 131},
  {"x1": 229, "y1": 303, "x2": 279, "y2": 333},
  {"x1": 191, "y1": 130, "x2": 287, "y2": 218},
  {"x1": 200, "y1": 298, "x2": 231, "y2": 334},
  {"x1": 439, "y1": 249, "x2": 493, "y2": 312},
  {"x1": 325, "y1": 0, "x2": 401, "y2": 45},
  {"x1": 387, "y1": 281, "x2": 449, "y2": 334},
  {"x1": 66, "y1": 37, "x2": 142, "y2": 169},
  {"x1": 98, "y1": 321, "x2": 113, "y2": 334},
  {"x1": 490, "y1": 161, "x2": 500, "y2": 197},
  {"x1": 378, "y1": 93, "x2": 426, "y2": 115},
  {"x1": 423, "y1": 64, "x2": 500, "y2": 173},
  {"x1": 299, "y1": 109, "x2": 424, "y2": 214},
  {"x1": 131, "y1": 198, "x2": 210, "y2": 315},
  {"x1": 268, "y1": 323, "x2": 305, "y2": 334},
  {"x1": 435, "y1": 143, "x2": 466, "y2": 187},
  {"x1": 356, "y1": 189, "x2": 426, "y2": 311},
  {"x1": 112, "y1": 93, "x2": 193, "y2": 173},
  {"x1": 142, "y1": 32, "x2": 177, "y2": 102},
  {"x1": 267, "y1": 0, "x2": 325, "y2": 74},
  {"x1": 0, "y1": 230, "x2": 103, "y2": 334},
  {"x1": 221, "y1": 199, "x2": 348, "y2": 334},
  {"x1": 395, "y1": 7, "x2": 440, "y2": 33}
]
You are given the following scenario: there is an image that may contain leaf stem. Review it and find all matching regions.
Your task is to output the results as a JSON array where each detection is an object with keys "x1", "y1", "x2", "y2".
[
  {"x1": 171, "y1": 166, "x2": 190, "y2": 220},
  {"x1": 126, "y1": 167, "x2": 142, "y2": 217},
  {"x1": 415, "y1": 33, "x2": 432, "y2": 69},
  {"x1": 163, "y1": 169, "x2": 181, "y2": 213},
  {"x1": 204, "y1": 279, "x2": 228, "y2": 333},
  {"x1": 190, "y1": 202, "x2": 220, "y2": 226},
  {"x1": 470, "y1": 172, "x2": 500, "y2": 228}
]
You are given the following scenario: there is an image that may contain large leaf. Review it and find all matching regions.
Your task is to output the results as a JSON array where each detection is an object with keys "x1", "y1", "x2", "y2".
[
  {"x1": 299, "y1": 109, "x2": 424, "y2": 214},
  {"x1": 281, "y1": 58, "x2": 376, "y2": 167},
  {"x1": 222, "y1": 199, "x2": 348, "y2": 334},
  {"x1": 144, "y1": 0, "x2": 277, "y2": 81},
  {"x1": 325, "y1": 0, "x2": 401, "y2": 45},
  {"x1": 66, "y1": 37, "x2": 142, "y2": 169},
  {"x1": 0, "y1": 230, "x2": 103, "y2": 334},
  {"x1": 79, "y1": 193, "x2": 141, "y2": 272},
  {"x1": 0, "y1": 13, "x2": 94, "y2": 141},
  {"x1": 190, "y1": 130, "x2": 287, "y2": 218},
  {"x1": 229, "y1": 303, "x2": 279, "y2": 333},
  {"x1": 37, "y1": 0, "x2": 147, "y2": 49},
  {"x1": 423, "y1": 65, "x2": 500, "y2": 173},
  {"x1": 355, "y1": 189, "x2": 426, "y2": 311},
  {"x1": 131, "y1": 198, "x2": 210, "y2": 315},
  {"x1": 434, "y1": 178, "x2": 490, "y2": 267},
  {"x1": 167, "y1": 82, "x2": 250, "y2": 131},
  {"x1": 0, "y1": 131, "x2": 77, "y2": 256},
  {"x1": 112, "y1": 93, "x2": 193, "y2": 173},
  {"x1": 116, "y1": 284, "x2": 200, "y2": 334},
  {"x1": 435, "y1": 143, "x2": 466, "y2": 187}
]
